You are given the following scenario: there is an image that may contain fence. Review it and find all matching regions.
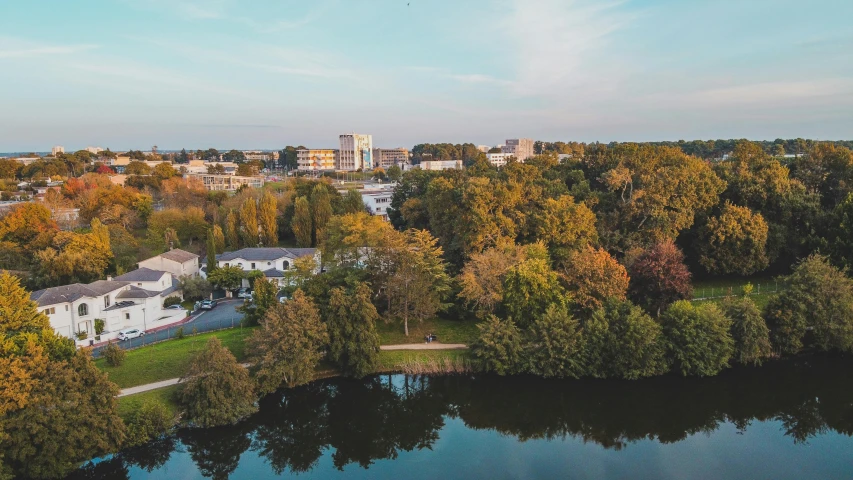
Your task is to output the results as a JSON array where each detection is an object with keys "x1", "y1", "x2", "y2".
[
  {"x1": 91, "y1": 315, "x2": 246, "y2": 358},
  {"x1": 693, "y1": 280, "x2": 786, "y2": 301}
]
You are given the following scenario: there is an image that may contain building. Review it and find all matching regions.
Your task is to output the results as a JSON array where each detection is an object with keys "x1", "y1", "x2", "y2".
[
  {"x1": 182, "y1": 160, "x2": 240, "y2": 175},
  {"x1": 297, "y1": 149, "x2": 338, "y2": 172},
  {"x1": 187, "y1": 173, "x2": 264, "y2": 191},
  {"x1": 51, "y1": 146, "x2": 65, "y2": 156},
  {"x1": 215, "y1": 247, "x2": 320, "y2": 288},
  {"x1": 359, "y1": 184, "x2": 395, "y2": 220},
  {"x1": 138, "y1": 248, "x2": 200, "y2": 278},
  {"x1": 486, "y1": 152, "x2": 515, "y2": 167},
  {"x1": 243, "y1": 151, "x2": 278, "y2": 162},
  {"x1": 502, "y1": 138, "x2": 534, "y2": 161},
  {"x1": 338, "y1": 134, "x2": 374, "y2": 171},
  {"x1": 418, "y1": 160, "x2": 463, "y2": 171},
  {"x1": 85, "y1": 146, "x2": 104, "y2": 154},
  {"x1": 372, "y1": 148, "x2": 409, "y2": 168},
  {"x1": 477, "y1": 145, "x2": 491, "y2": 153},
  {"x1": 112, "y1": 268, "x2": 181, "y2": 298}
]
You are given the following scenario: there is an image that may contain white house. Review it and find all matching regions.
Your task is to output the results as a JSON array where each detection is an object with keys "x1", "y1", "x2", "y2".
[
  {"x1": 31, "y1": 280, "x2": 182, "y2": 346},
  {"x1": 360, "y1": 186, "x2": 394, "y2": 220},
  {"x1": 139, "y1": 248, "x2": 200, "y2": 278},
  {"x1": 112, "y1": 267, "x2": 181, "y2": 300},
  {"x1": 215, "y1": 247, "x2": 319, "y2": 287}
]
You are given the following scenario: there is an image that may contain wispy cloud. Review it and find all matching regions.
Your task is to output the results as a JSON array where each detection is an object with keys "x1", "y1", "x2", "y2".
[
  {"x1": 0, "y1": 42, "x2": 98, "y2": 59},
  {"x1": 648, "y1": 78, "x2": 853, "y2": 108}
]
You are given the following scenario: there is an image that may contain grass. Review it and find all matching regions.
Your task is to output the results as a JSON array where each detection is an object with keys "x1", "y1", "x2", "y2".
[
  {"x1": 97, "y1": 327, "x2": 256, "y2": 389},
  {"x1": 377, "y1": 318, "x2": 480, "y2": 345},
  {"x1": 691, "y1": 275, "x2": 783, "y2": 311},
  {"x1": 376, "y1": 349, "x2": 472, "y2": 372},
  {"x1": 117, "y1": 384, "x2": 181, "y2": 422}
]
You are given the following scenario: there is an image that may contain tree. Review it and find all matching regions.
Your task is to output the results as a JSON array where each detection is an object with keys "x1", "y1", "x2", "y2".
[
  {"x1": 502, "y1": 254, "x2": 567, "y2": 327},
  {"x1": 206, "y1": 228, "x2": 217, "y2": 273},
  {"x1": 471, "y1": 316, "x2": 523, "y2": 375},
  {"x1": 103, "y1": 342, "x2": 126, "y2": 367},
  {"x1": 259, "y1": 191, "x2": 278, "y2": 246},
  {"x1": 458, "y1": 241, "x2": 528, "y2": 318},
  {"x1": 236, "y1": 164, "x2": 257, "y2": 176},
  {"x1": 207, "y1": 265, "x2": 244, "y2": 291},
  {"x1": 697, "y1": 202, "x2": 769, "y2": 275},
  {"x1": 248, "y1": 290, "x2": 328, "y2": 394},
  {"x1": 327, "y1": 283, "x2": 381, "y2": 378},
  {"x1": 386, "y1": 165, "x2": 402, "y2": 182},
  {"x1": 721, "y1": 288, "x2": 771, "y2": 366},
  {"x1": 764, "y1": 254, "x2": 853, "y2": 354},
  {"x1": 583, "y1": 299, "x2": 666, "y2": 380},
  {"x1": 179, "y1": 337, "x2": 257, "y2": 427},
  {"x1": 125, "y1": 161, "x2": 151, "y2": 175},
  {"x1": 341, "y1": 189, "x2": 365, "y2": 214},
  {"x1": 241, "y1": 276, "x2": 278, "y2": 326},
  {"x1": 310, "y1": 184, "x2": 333, "y2": 245},
  {"x1": 225, "y1": 211, "x2": 240, "y2": 249},
  {"x1": 207, "y1": 163, "x2": 225, "y2": 174},
  {"x1": 387, "y1": 229, "x2": 451, "y2": 336},
  {"x1": 559, "y1": 246, "x2": 629, "y2": 315},
  {"x1": 660, "y1": 301, "x2": 734, "y2": 377},
  {"x1": 292, "y1": 196, "x2": 312, "y2": 247},
  {"x1": 533, "y1": 195, "x2": 598, "y2": 262},
  {"x1": 179, "y1": 275, "x2": 213, "y2": 301},
  {"x1": 627, "y1": 239, "x2": 692, "y2": 316},
  {"x1": 125, "y1": 400, "x2": 175, "y2": 447},
  {"x1": 152, "y1": 162, "x2": 176, "y2": 179},
  {"x1": 240, "y1": 197, "x2": 259, "y2": 247},
  {"x1": 524, "y1": 305, "x2": 585, "y2": 378},
  {"x1": 33, "y1": 218, "x2": 113, "y2": 286},
  {"x1": 212, "y1": 224, "x2": 226, "y2": 254}
]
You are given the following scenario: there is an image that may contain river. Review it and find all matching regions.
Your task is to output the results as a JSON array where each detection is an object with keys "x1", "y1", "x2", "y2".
[{"x1": 68, "y1": 355, "x2": 853, "y2": 479}]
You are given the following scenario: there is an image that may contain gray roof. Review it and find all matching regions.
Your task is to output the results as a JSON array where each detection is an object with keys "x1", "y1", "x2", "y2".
[
  {"x1": 158, "y1": 248, "x2": 199, "y2": 263},
  {"x1": 217, "y1": 247, "x2": 316, "y2": 262},
  {"x1": 113, "y1": 267, "x2": 170, "y2": 282},
  {"x1": 262, "y1": 268, "x2": 286, "y2": 278},
  {"x1": 31, "y1": 280, "x2": 130, "y2": 307},
  {"x1": 104, "y1": 300, "x2": 137, "y2": 311},
  {"x1": 117, "y1": 286, "x2": 161, "y2": 299}
]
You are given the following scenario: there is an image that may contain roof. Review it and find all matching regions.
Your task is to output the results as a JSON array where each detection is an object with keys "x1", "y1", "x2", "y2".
[
  {"x1": 217, "y1": 247, "x2": 316, "y2": 262},
  {"x1": 113, "y1": 267, "x2": 170, "y2": 282},
  {"x1": 104, "y1": 300, "x2": 137, "y2": 311},
  {"x1": 262, "y1": 268, "x2": 286, "y2": 278},
  {"x1": 31, "y1": 280, "x2": 130, "y2": 307},
  {"x1": 157, "y1": 248, "x2": 199, "y2": 264},
  {"x1": 117, "y1": 286, "x2": 161, "y2": 299}
]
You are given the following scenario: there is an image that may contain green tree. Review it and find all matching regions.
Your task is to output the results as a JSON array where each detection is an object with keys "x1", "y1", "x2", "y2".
[
  {"x1": 248, "y1": 290, "x2": 328, "y2": 393},
  {"x1": 764, "y1": 254, "x2": 853, "y2": 354},
  {"x1": 583, "y1": 299, "x2": 666, "y2": 380},
  {"x1": 327, "y1": 283, "x2": 380, "y2": 378},
  {"x1": 152, "y1": 162, "x2": 176, "y2": 179},
  {"x1": 524, "y1": 304, "x2": 585, "y2": 378},
  {"x1": 179, "y1": 275, "x2": 213, "y2": 301},
  {"x1": 386, "y1": 164, "x2": 402, "y2": 182},
  {"x1": 721, "y1": 290, "x2": 771, "y2": 366},
  {"x1": 225, "y1": 210, "x2": 240, "y2": 249},
  {"x1": 471, "y1": 315, "x2": 523, "y2": 375},
  {"x1": 240, "y1": 276, "x2": 278, "y2": 326},
  {"x1": 125, "y1": 400, "x2": 175, "y2": 447},
  {"x1": 627, "y1": 239, "x2": 693, "y2": 316},
  {"x1": 533, "y1": 195, "x2": 598, "y2": 262},
  {"x1": 125, "y1": 161, "x2": 151, "y2": 175},
  {"x1": 240, "y1": 197, "x2": 259, "y2": 247},
  {"x1": 291, "y1": 196, "x2": 312, "y2": 247},
  {"x1": 258, "y1": 191, "x2": 278, "y2": 246},
  {"x1": 502, "y1": 254, "x2": 567, "y2": 327},
  {"x1": 103, "y1": 342, "x2": 126, "y2": 367},
  {"x1": 310, "y1": 184, "x2": 333, "y2": 245},
  {"x1": 206, "y1": 227, "x2": 217, "y2": 273},
  {"x1": 660, "y1": 301, "x2": 734, "y2": 377},
  {"x1": 207, "y1": 265, "x2": 244, "y2": 291},
  {"x1": 341, "y1": 189, "x2": 365, "y2": 214},
  {"x1": 697, "y1": 202, "x2": 769, "y2": 275},
  {"x1": 458, "y1": 241, "x2": 529, "y2": 318}
]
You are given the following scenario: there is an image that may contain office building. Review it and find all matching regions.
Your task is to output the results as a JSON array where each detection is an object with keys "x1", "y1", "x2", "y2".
[
  {"x1": 372, "y1": 148, "x2": 409, "y2": 168},
  {"x1": 502, "y1": 138, "x2": 534, "y2": 161},
  {"x1": 338, "y1": 134, "x2": 373, "y2": 171},
  {"x1": 51, "y1": 146, "x2": 65, "y2": 156},
  {"x1": 297, "y1": 149, "x2": 338, "y2": 171},
  {"x1": 418, "y1": 160, "x2": 463, "y2": 171}
]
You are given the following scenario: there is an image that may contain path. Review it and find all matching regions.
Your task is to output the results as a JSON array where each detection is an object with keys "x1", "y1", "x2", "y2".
[
  {"x1": 119, "y1": 378, "x2": 182, "y2": 397},
  {"x1": 380, "y1": 343, "x2": 468, "y2": 351}
]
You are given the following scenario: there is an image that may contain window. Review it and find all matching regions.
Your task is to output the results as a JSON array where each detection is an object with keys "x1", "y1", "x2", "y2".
[
  {"x1": 78, "y1": 303, "x2": 88, "y2": 316},
  {"x1": 267, "y1": 262, "x2": 271, "y2": 266},
  {"x1": 125, "y1": 313, "x2": 130, "y2": 320},
  {"x1": 282, "y1": 261, "x2": 290, "y2": 270},
  {"x1": 43, "y1": 308, "x2": 55, "y2": 315},
  {"x1": 251, "y1": 263, "x2": 256, "y2": 270},
  {"x1": 65, "y1": 305, "x2": 69, "y2": 311},
  {"x1": 138, "y1": 283, "x2": 142, "y2": 286},
  {"x1": 224, "y1": 263, "x2": 229, "y2": 267},
  {"x1": 104, "y1": 296, "x2": 111, "y2": 308}
]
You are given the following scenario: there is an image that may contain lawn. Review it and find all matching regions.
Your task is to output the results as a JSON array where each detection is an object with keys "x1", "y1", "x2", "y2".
[
  {"x1": 117, "y1": 384, "x2": 181, "y2": 422},
  {"x1": 376, "y1": 349, "x2": 471, "y2": 372},
  {"x1": 377, "y1": 318, "x2": 480, "y2": 345},
  {"x1": 97, "y1": 327, "x2": 256, "y2": 389},
  {"x1": 691, "y1": 275, "x2": 783, "y2": 311}
]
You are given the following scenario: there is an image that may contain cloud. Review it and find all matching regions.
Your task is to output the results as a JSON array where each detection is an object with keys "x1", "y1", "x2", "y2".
[
  {"x1": 646, "y1": 78, "x2": 853, "y2": 109},
  {"x1": 0, "y1": 41, "x2": 98, "y2": 59}
]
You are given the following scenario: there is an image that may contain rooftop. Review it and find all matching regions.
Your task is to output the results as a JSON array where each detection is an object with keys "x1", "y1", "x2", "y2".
[
  {"x1": 113, "y1": 267, "x2": 170, "y2": 282},
  {"x1": 217, "y1": 247, "x2": 317, "y2": 262},
  {"x1": 157, "y1": 248, "x2": 199, "y2": 263},
  {"x1": 31, "y1": 280, "x2": 130, "y2": 307}
]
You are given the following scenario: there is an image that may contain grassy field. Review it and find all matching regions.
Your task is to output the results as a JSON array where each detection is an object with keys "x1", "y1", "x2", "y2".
[
  {"x1": 117, "y1": 384, "x2": 181, "y2": 422},
  {"x1": 377, "y1": 318, "x2": 480, "y2": 345},
  {"x1": 376, "y1": 349, "x2": 471, "y2": 372},
  {"x1": 691, "y1": 275, "x2": 781, "y2": 310},
  {"x1": 97, "y1": 328, "x2": 256, "y2": 389}
]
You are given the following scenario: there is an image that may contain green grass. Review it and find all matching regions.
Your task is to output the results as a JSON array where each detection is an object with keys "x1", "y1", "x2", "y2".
[
  {"x1": 692, "y1": 275, "x2": 780, "y2": 298},
  {"x1": 376, "y1": 349, "x2": 470, "y2": 371},
  {"x1": 97, "y1": 328, "x2": 256, "y2": 389},
  {"x1": 377, "y1": 318, "x2": 480, "y2": 345},
  {"x1": 117, "y1": 385, "x2": 182, "y2": 422}
]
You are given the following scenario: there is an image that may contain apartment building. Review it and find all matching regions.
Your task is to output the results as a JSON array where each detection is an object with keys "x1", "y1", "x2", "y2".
[
  {"x1": 502, "y1": 138, "x2": 535, "y2": 161},
  {"x1": 51, "y1": 146, "x2": 65, "y2": 156},
  {"x1": 360, "y1": 184, "x2": 395, "y2": 220},
  {"x1": 486, "y1": 152, "x2": 514, "y2": 167},
  {"x1": 188, "y1": 173, "x2": 264, "y2": 191},
  {"x1": 372, "y1": 148, "x2": 409, "y2": 168},
  {"x1": 297, "y1": 149, "x2": 338, "y2": 172},
  {"x1": 418, "y1": 160, "x2": 463, "y2": 171},
  {"x1": 338, "y1": 134, "x2": 373, "y2": 171}
]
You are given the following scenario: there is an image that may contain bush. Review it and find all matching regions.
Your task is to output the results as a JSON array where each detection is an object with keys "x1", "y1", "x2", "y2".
[
  {"x1": 125, "y1": 400, "x2": 175, "y2": 447},
  {"x1": 163, "y1": 297, "x2": 182, "y2": 307},
  {"x1": 175, "y1": 326, "x2": 185, "y2": 339},
  {"x1": 103, "y1": 342, "x2": 127, "y2": 367},
  {"x1": 94, "y1": 318, "x2": 105, "y2": 335}
]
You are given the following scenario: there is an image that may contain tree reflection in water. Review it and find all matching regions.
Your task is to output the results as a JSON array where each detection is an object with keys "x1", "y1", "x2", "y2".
[{"x1": 73, "y1": 355, "x2": 853, "y2": 478}]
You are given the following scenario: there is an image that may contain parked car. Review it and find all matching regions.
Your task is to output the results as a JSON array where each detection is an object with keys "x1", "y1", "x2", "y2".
[
  {"x1": 237, "y1": 288, "x2": 252, "y2": 299},
  {"x1": 118, "y1": 328, "x2": 144, "y2": 341},
  {"x1": 200, "y1": 299, "x2": 218, "y2": 310},
  {"x1": 165, "y1": 304, "x2": 184, "y2": 310}
]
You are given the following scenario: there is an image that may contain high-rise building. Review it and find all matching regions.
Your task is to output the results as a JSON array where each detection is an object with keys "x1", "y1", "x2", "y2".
[
  {"x1": 372, "y1": 148, "x2": 409, "y2": 168},
  {"x1": 502, "y1": 138, "x2": 534, "y2": 161},
  {"x1": 297, "y1": 149, "x2": 338, "y2": 171},
  {"x1": 51, "y1": 146, "x2": 65, "y2": 156},
  {"x1": 85, "y1": 146, "x2": 103, "y2": 154},
  {"x1": 338, "y1": 134, "x2": 373, "y2": 171}
]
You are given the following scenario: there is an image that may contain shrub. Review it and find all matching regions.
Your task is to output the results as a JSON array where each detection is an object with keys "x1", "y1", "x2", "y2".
[
  {"x1": 163, "y1": 296, "x2": 182, "y2": 307},
  {"x1": 94, "y1": 318, "x2": 105, "y2": 335},
  {"x1": 103, "y1": 342, "x2": 127, "y2": 367},
  {"x1": 125, "y1": 400, "x2": 175, "y2": 447},
  {"x1": 175, "y1": 326, "x2": 185, "y2": 339}
]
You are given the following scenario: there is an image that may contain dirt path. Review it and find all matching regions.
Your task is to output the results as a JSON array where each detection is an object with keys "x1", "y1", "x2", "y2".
[
  {"x1": 118, "y1": 378, "x2": 182, "y2": 397},
  {"x1": 380, "y1": 343, "x2": 468, "y2": 351}
]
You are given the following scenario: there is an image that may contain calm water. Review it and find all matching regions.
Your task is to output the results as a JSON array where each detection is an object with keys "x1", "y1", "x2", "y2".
[{"x1": 70, "y1": 356, "x2": 853, "y2": 480}]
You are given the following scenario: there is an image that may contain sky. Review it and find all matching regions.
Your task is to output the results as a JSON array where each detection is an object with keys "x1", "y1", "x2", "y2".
[{"x1": 1, "y1": 0, "x2": 852, "y2": 151}]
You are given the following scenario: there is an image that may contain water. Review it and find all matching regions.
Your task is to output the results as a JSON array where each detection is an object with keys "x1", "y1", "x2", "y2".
[{"x1": 69, "y1": 356, "x2": 853, "y2": 479}]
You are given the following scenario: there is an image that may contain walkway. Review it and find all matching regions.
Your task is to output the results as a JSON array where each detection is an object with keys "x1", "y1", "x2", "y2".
[
  {"x1": 380, "y1": 343, "x2": 468, "y2": 350},
  {"x1": 119, "y1": 378, "x2": 182, "y2": 397}
]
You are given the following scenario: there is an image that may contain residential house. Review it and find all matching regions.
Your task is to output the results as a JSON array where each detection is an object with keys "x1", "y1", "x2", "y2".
[
  {"x1": 215, "y1": 247, "x2": 319, "y2": 288},
  {"x1": 112, "y1": 267, "x2": 181, "y2": 300},
  {"x1": 138, "y1": 248, "x2": 200, "y2": 278}
]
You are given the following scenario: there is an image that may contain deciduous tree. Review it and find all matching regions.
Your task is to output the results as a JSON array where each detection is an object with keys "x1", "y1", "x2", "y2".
[
  {"x1": 292, "y1": 196, "x2": 312, "y2": 247},
  {"x1": 627, "y1": 239, "x2": 692, "y2": 316},
  {"x1": 327, "y1": 283, "x2": 380, "y2": 378},
  {"x1": 240, "y1": 197, "x2": 259, "y2": 247},
  {"x1": 502, "y1": 252, "x2": 567, "y2": 327},
  {"x1": 310, "y1": 184, "x2": 333, "y2": 245},
  {"x1": 225, "y1": 210, "x2": 240, "y2": 249},
  {"x1": 721, "y1": 288, "x2": 771, "y2": 366},
  {"x1": 258, "y1": 191, "x2": 278, "y2": 246},
  {"x1": 207, "y1": 265, "x2": 244, "y2": 291},
  {"x1": 697, "y1": 202, "x2": 769, "y2": 275},
  {"x1": 559, "y1": 246, "x2": 629, "y2": 315},
  {"x1": 660, "y1": 301, "x2": 734, "y2": 377}
]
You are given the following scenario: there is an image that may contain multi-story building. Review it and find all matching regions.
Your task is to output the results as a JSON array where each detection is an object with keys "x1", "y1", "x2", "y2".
[
  {"x1": 85, "y1": 146, "x2": 103, "y2": 154},
  {"x1": 138, "y1": 248, "x2": 200, "y2": 278},
  {"x1": 187, "y1": 173, "x2": 264, "y2": 191},
  {"x1": 486, "y1": 152, "x2": 515, "y2": 167},
  {"x1": 297, "y1": 149, "x2": 338, "y2": 172},
  {"x1": 338, "y1": 134, "x2": 374, "y2": 171},
  {"x1": 243, "y1": 151, "x2": 277, "y2": 162},
  {"x1": 418, "y1": 160, "x2": 463, "y2": 171},
  {"x1": 360, "y1": 184, "x2": 395, "y2": 220},
  {"x1": 214, "y1": 247, "x2": 320, "y2": 288},
  {"x1": 51, "y1": 146, "x2": 65, "y2": 156},
  {"x1": 502, "y1": 138, "x2": 535, "y2": 161},
  {"x1": 371, "y1": 148, "x2": 409, "y2": 168}
]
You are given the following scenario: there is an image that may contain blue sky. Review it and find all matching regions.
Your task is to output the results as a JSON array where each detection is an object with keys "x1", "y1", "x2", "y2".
[{"x1": 1, "y1": 0, "x2": 852, "y2": 151}]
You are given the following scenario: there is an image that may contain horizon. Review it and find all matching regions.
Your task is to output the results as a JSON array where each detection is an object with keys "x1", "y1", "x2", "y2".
[{"x1": 2, "y1": 0, "x2": 852, "y2": 150}]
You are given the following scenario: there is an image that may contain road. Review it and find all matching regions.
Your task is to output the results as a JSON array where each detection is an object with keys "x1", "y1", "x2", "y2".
[{"x1": 92, "y1": 300, "x2": 244, "y2": 357}]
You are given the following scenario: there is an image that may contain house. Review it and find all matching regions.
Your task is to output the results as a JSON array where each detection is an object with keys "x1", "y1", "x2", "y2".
[
  {"x1": 215, "y1": 247, "x2": 319, "y2": 287},
  {"x1": 139, "y1": 249, "x2": 200, "y2": 278},
  {"x1": 359, "y1": 185, "x2": 395, "y2": 220},
  {"x1": 112, "y1": 267, "x2": 181, "y2": 299},
  {"x1": 31, "y1": 280, "x2": 181, "y2": 346}
]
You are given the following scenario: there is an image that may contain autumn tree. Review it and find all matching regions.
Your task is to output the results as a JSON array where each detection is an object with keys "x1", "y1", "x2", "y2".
[
  {"x1": 660, "y1": 301, "x2": 734, "y2": 377},
  {"x1": 524, "y1": 305, "x2": 585, "y2": 378},
  {"x1": 240, "y1": 197, "x2": 259, "y2": 247},
  {"x1": 33, "y1": 218, "x2": 113, "y2": 286},
  {"x1": 206, "y1": 227, "x2": 217, "y2": 273},
  {"x1": 225, "y1": 210, "x2": 240, "y2": 249},
  {"x1": 292, "y1": 196, "x2": 312, "y2": 247},
  {"x1": 533, "y1": 195, "x2": 598, "y2": 262},
  {"x1": 582, "y1": 299, "x2": 665, "y2": 380},
  {"x1": 471, "y1": 316, "x2": 523, "y2": 375},
  {"x1": 212, "y1": 224, "x2": 226, "y2": 254},
  {"x1": 559, "y1": 246, "x2": 629, "y2": 316},
  {"x1": 179, "y1": 337, "x2": 257, "y2": 427},
  {"x1": 502, "y1": 247, "x2": 567, "y2": 327},
  {"x1": 310, "y1": 184, "x2": 333, "y2": 245},
  {"x1": 457, "y1": 241, "x2": 529, "y2": 318},
  {"x1": 152, "y1": 162, "x2": 177, "y2": 179},
  {"x1": 125, "y1": 399, "x2": 175, "y2": 447},
  {"x1": 697, "y1": 202, "x2": 769, "y2": 275},
  {"x1": 627, "y1": 239, "x2": 692, "y2": 316},
  {"x1": 721, "y1": 287, "x2": 771, "y2": 366},
  {"x1": 327, "y1": 283, "x2": 381, "y2": 378},
  {"x1": 258, "y1": 191, "x2": 278, "y2": 246},
  {"x1": 125, "y1": 160, "x2": 151, "y2": 175},
  {"x1": 248, "y1": 290, "x2": 328, "y2": 393},
  {"x1": 240, "y1": 276, "x2": 278, "y2": 326}
]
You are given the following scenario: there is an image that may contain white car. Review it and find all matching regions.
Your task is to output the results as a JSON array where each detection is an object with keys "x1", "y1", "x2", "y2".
[
  {"x1": 118, "y1": 328, "x2": 144, "y2": 341},
  {"x1": 237, "y1": 288, "x2": 252, "y2": 299},
  {"x1": 165, "y1": 304, "x2": 183, "y2": 310}
]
